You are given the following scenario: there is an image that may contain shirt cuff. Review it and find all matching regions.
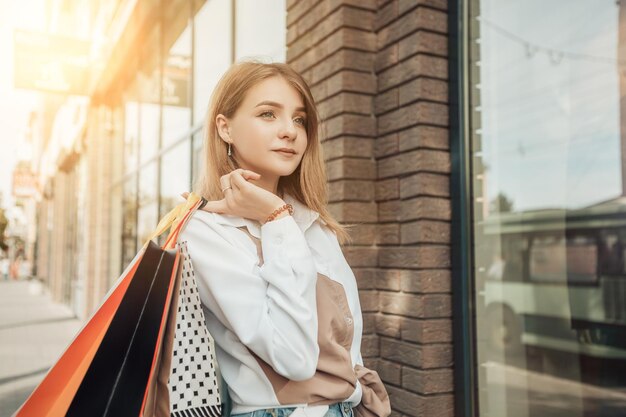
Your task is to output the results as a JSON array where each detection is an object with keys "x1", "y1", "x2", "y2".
[{"x1": 260, "y1": 214, "x2": 312, "y2": 263}]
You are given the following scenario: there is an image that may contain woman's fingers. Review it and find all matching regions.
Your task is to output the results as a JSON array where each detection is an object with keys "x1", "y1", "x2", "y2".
[
  {"x1": 229, "y1": 170, "x2": 250, "y2": 191},
  {"x1": 242, "y1": 169, "x2": 261, "y2": 180},
  {"x1": 201, "y1": 199, "x2": 227, "y2": 214}
]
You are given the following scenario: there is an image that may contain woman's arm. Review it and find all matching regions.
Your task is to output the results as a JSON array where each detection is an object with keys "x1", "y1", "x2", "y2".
[{"x1": 179, "y1": 213, "x2": 319, "y2": 381}]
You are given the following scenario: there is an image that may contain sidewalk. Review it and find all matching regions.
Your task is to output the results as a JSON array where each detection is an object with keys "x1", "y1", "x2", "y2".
[{"x1": 0, "y1": 280, "x2": 82, "y2": 416}]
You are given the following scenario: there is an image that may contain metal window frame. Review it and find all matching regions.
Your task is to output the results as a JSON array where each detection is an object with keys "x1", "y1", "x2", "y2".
[{"x1": 449, "y1": 1, "x2": 479, "y2": 416}]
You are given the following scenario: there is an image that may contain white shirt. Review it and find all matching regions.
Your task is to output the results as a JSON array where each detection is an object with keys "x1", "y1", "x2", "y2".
[{"x1": 178, "y1": 192, "x2": 365, "y2": 414}]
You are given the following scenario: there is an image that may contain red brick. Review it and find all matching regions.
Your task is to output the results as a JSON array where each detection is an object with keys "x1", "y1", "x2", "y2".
[
  {"x1": 359, "y1": 289, "x2": 379, "y2": 311},
  {"x1": 381, "y1": 337, "x2": 453, "y2": 368},
  {"x1": 398, "y1": 30, "x2": 448, "y2": 59},
  {"x1": 378, "y1": 101, "x2": 448, "y2": 135},
  {"x1": 398, "y1": 125, "x2": 449, "y2": 151},
  {"x1": 343, "y1": 246, "x2": 379, "y2": 267},
  {"x1": 378, "y1": 54, "x2": 448, "y2": 91},
  {"x1": 378, "y1": 149, "x2": 450, "y2": 178},
  {"x1": 376, "y1": 313, "x2": 402, "y2": 338},
  {"x1": 374, "y1": 132, "x2": 399, "y2": 158},
  {"x1": 400, "y1": 269, "x2": 451, "y2": 293},
  {"x1": 402, "y1": 367, "x2": 454, "y2": 394},
  {"x1": 328, "y1": 179, "x2": 376, "y2": 200},
  {"x1": 323, "y1": 136, "x2": 374, "y2": 159},
  {"x1": 326, "y1": 158, "x2": 377, "y2": 181},
  {"x1": 400, "y1": 197, "x2": 451, "y2": 221},
  {"x1": 402, "y1": 318, "x2": 452, "y2": 343},
  {"x1": 379, "y1": 293, "x2": 451, "y2": 318},
  {"x1": 378, "y1": 245, "x2": 450, "y2": 268},
  {"x1": 376, "y1": 223, "x2": 400, "y2": 244},
  {"x1": 375, "y1": 178, "x2": 400, "y2": 201},
  {"x1": 378, "y1": 6, "x2": 447, "y2": 49},
  {"x1": 400, "y1": 220, "x2": 450, "y2": 244},
  {"x1": 361, "y1": 333, "x2": 380, "y2": 357},
  {"x1": 400, "y1": 172, "x2": 449, "y2": 198}
]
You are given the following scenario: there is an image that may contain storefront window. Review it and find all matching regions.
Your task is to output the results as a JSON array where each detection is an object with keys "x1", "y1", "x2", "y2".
[
  {"x1": 193, "y1": 0, "x2": 232, "y2": 123},
  {"x1": 124, "y1": 78, "x2": 139, "y2": 174},
  {"x1": 160, "y1": 141, "x2": 191, "y2": 218},
  {"x1": 162, "y1": 1, "x2": 192, "y2": 147},
  {"x1": 139, "y1": 26, "x2": 161, "y2": 163},
  {"x1": 192, "y1": 130, "x2": 204, "y2": 187},
  {"x1": 137, "y1": 201, "x2": 158, "y2": 251},
  {"x1": 235, "y1": 0, "x2": 286, "y2": 63},
  {"x1": 468, "y1": 0, "x2": 626, "y2": 415},
  {"x1": 138, "y1": 161, "x2": 158, "y2": 207},
  {"x1": 122, "y1": 174, "x2": 138, "y2": 268}
]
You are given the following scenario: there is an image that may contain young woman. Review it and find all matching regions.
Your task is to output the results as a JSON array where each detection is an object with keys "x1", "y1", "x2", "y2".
[{"x1": 179, "y1": 61, "x2": 390, "y2": 417}]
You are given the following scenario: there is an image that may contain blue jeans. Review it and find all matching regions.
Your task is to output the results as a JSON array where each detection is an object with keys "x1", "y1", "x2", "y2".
[{"x1": 231, "y1": 401, "x2": 354, "y2": 417}]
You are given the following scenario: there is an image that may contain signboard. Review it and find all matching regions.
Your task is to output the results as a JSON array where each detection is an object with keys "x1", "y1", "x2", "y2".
[
  {"x1": 13, "y1": 29, "x2": 91, "y2": 95},
  {"x1": 12, "y1": 162, "x2": 38, "y2": 199}
]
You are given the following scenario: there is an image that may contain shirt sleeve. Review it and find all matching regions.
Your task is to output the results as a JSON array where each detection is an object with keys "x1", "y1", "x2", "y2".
[{"x1": 178, "y1": 213, "x2": 320, "y2": 381}]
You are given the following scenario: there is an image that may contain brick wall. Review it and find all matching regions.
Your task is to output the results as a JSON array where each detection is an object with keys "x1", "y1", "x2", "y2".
[{"x1": 287, "y1": 1, "x2": 453, "y2": 416}]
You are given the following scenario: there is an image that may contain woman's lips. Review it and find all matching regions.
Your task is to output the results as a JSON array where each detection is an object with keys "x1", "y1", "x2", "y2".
[{"x1": 273, "y1": 150, "x2": 296, "y2": 157}]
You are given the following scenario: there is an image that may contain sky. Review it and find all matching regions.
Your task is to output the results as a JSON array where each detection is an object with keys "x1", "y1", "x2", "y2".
[
  {"x1": 478, "y1": 0, "x2": 624, "y2": 211},
  {"x1": 0, "y1": 0, "x2": 623, "y2": 214},
  {"x1": 0, "y1": 0, "x2": 45, "y2": 211}
]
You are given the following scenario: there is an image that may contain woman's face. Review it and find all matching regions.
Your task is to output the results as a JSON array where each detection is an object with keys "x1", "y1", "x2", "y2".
[{"x1": 219, "y1": 76, "x2": 308, "y2": 180}]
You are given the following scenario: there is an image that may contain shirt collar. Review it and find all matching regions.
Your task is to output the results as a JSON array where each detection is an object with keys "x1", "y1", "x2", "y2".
[{"x1": 209, "y1": 192, "x2": 321, "y2": 239}]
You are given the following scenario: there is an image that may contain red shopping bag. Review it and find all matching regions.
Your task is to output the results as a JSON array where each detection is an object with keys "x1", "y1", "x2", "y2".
[{"x1": 13, "y1": 193, "x2": 214, "y2": 417}]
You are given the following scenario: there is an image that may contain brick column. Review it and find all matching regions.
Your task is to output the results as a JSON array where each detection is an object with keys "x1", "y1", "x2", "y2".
[{"x1": 288, "y1": 1, "x2": 454, "y2": 416}]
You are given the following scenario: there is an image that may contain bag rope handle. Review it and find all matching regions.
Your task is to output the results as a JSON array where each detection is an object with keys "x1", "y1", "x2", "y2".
[{"x1": 143, "y1": 192, "x2": 208, "y2": 250}]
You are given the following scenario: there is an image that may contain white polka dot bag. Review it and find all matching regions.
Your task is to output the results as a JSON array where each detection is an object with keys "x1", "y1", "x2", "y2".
[
  {"x1": 142, "y1": 193, "x2": 224, "y2": 417},
  {"x1": 167, "y1": 240, "x2": 222, "y2": 417}
]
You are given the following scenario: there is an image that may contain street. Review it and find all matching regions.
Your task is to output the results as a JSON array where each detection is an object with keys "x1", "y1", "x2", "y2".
[{"x1": 0, "y1": 280, "x2": 82, "y2": 417}]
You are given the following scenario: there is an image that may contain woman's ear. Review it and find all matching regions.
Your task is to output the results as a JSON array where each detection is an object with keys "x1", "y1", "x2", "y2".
[{"x1": 215, "y1": 114, "x2": 231, "y2": 143}]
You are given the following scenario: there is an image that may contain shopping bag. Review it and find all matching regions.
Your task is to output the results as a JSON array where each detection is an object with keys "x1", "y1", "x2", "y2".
[{"x1": 13, "y1": 192, "x2": 223, "y2": 417}]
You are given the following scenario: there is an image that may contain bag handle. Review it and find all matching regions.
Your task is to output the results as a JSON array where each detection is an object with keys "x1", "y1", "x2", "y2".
[{"x1": 144, "y1": 192, "x2": 208, "y2": 250}]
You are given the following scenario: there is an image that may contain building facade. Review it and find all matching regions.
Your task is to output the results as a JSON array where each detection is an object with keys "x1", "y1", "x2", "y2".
[{"x1": 31, "y1": 0, "x2": 626, "y2": 416}]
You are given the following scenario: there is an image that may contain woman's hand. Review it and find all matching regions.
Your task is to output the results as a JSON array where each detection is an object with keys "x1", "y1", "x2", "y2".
[{"x1": 180, "y1": 169, "x2": 286, "y2": 224}]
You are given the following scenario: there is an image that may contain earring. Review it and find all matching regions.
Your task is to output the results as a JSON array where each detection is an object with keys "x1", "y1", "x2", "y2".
[{"x1": 228, "y1": 142, "x2": 232, "y2": 157}]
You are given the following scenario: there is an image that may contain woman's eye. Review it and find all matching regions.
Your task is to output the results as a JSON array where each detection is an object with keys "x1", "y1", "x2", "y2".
[
  {"x1": 259, "y1": 111, "x2": 275, "y2": 118},
  {"x1": 294, "y1": 117, "x2": 306, "y2": 125}
]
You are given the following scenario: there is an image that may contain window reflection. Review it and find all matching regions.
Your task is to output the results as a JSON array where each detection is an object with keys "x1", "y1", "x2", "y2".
[
  {"x1": 193, "y1": 0, "x2": 232, "y2": 123},
  {"x1": 137, "y1": 201, "x2": 158, "y2": 251},
  {"x1": 162, "y1": 2, "x2": 191, "y2": 147},
  {"x1": 235, "y1": 0, "x2": 286, "y2": 62},
  {"x1": 122, "y1": 175, "x2": 137, "y2": 268},
  {"x1": 160, "y1": 141, "x2": 191, "y2": 217},
  {"x1": 124, "y1": 79, "x2": 139, "y2": 174},
  {"x1": 138, "y1": 161, "x2": 157, "y2": 207},
  {"x1": 192, "y1": 130, "x2": 204, "y2": 187},
  {"x1": 139, "y1": 26, "x2": 161, "y2": 163},
  {"x1": 470, "y1": 0, "x2": 626, "y2": 416}
]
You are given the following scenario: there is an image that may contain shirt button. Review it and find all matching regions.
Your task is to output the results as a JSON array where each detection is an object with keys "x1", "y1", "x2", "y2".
[
  {"x1": 274, "y1": 235, "x2": 283, "y2": 244},
  {"x1": 345, "y1": 317, "x2": 353, "y2": 325}
]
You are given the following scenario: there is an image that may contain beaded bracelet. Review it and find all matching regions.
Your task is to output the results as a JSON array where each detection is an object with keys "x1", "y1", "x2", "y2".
[{"x1": 263, "y1": 203, "x2": 294, "y2": 224}]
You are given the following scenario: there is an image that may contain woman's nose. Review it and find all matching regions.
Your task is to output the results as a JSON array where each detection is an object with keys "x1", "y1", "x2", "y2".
[{"x1": 279, "y1": 121, "x2": 297, "y2": 139}]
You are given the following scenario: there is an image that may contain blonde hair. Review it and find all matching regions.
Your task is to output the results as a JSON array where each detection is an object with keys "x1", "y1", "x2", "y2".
[{"x1": 194, "y1": 60, "x2": 354, "y2": 245}]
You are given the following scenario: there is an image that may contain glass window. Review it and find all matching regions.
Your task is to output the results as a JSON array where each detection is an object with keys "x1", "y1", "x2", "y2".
[
  {"x1": 235, "y1": 0, "x2": 286, "y2": 63},
  {"x1": 137, "y1": 201, "x2": 158, "y2": 251},
  {"x1": 468, "y1": 1, "x2": 626, "y2": 416},
  {"x1": 138, "y1": 161, "x2": 158, "y2": 207},
  {"x1": 191, "y1": 130, "x2": 204, "y2": 188},
  {"x1": 124, "y1": 78, "x2": 139, "y2": 174},
  {"x1": 109, "y1": 182, "x2": 123, "y2": 285},
  {"x1": 122, "y1": 175, "x2": 138, "y2": 268},
  {"x1": 193, "y1": 0, "x2": 233, "y2": 123},
  {"x1": 162, "y1": 2, "x2": 192, "y2": 147},
  {"x1": 138, "y1": 26, "x2": 162, "y2": 164},
  {"x1": 160, "y1": 140, "x2": 191, "y2": 218}
]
